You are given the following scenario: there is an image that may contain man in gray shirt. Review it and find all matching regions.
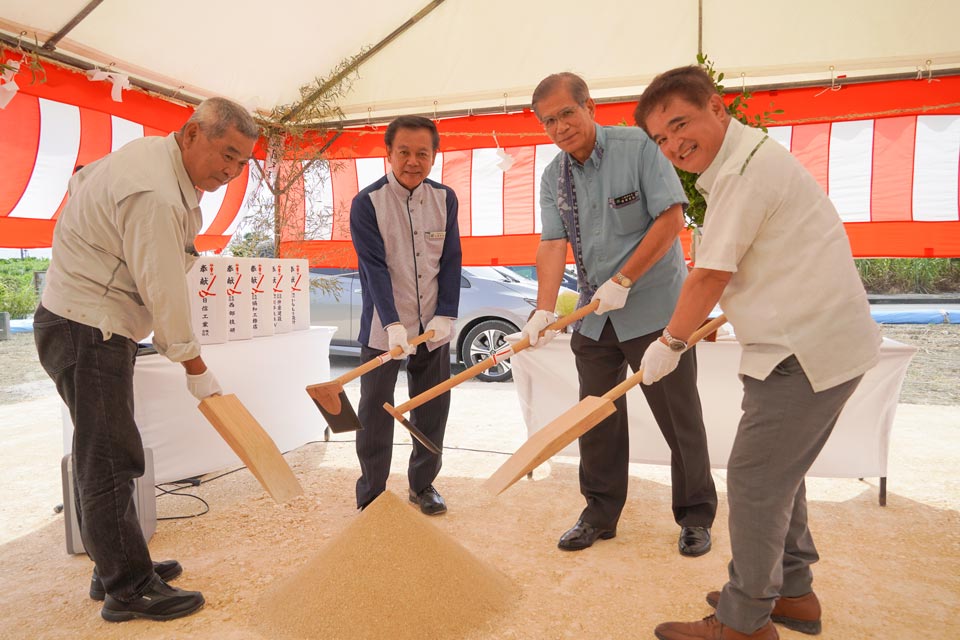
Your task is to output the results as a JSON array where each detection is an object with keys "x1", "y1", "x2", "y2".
[
  {"x1": 350, "y1": 116, "x2": 462, "y2": 515},
  {"x1": 35, "y1": 97, "x2": 258, "y2": 622}
]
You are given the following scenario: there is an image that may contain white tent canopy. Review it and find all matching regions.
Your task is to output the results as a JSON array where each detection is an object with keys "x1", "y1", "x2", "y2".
[{"x1": 2, "y1": 0, "x2": 959, "y2": 121}]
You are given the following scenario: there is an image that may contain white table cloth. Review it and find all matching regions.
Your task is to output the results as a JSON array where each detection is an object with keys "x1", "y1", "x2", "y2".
[
  {"x1": 63, "y1": 326, "x2": 336, "y2": 484},
  {"x1": 511, "y1": 334, "x2": 916, "y2": 479}
]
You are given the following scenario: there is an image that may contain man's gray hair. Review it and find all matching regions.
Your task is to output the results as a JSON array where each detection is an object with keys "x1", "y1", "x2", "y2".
[
  {"x1": 531, "y1": 72, "x2": 591, "y2": 116},
  {"x1": 183, "y1": 97, "x2": 259, "y2": 140}
]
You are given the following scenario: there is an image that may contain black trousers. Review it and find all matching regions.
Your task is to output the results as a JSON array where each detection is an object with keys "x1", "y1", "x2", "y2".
[
  {"x1": 570, "y1": 320, "x2": 717, "y2": 530},
  {"x1": 355, "y1": 341, "x2": 450, "y2": 509},
  {"x1": 33, "y1": 304, "x2": 154, "y2": 602}
]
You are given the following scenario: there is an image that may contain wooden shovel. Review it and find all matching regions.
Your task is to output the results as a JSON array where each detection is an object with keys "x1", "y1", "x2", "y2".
[
  {"x1": 198, "y1": 394, "x2": 303, "y2": 504},
  {"x1": 306, "y1": 329, "x2": 436, "y2": 442},
  {"x1": 382, "y1": 300, "x2": 602, "y2": 453},
  {"x1": 484, "y1": 314, "x2": 728, "y2": 496}
]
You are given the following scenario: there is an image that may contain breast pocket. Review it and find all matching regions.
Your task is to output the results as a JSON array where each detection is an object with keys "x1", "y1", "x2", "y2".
[
  {"x1": 609, "y1": 197, "x2": 650, "y2": 235},
  {"x1": 424, "y1": 230, "x2": 446, "y2": 266}
]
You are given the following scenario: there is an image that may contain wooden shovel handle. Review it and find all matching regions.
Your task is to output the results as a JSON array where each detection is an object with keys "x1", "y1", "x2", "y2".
[
  {"x1": 336, "y1": 329, "x2": 436, "y2": 386},
  {"x1": 602, "y1": 314, "x2": 728, "y2": 401},
  {"x1": 394, "y1": 299, "x2": 601, "y2": 414}
]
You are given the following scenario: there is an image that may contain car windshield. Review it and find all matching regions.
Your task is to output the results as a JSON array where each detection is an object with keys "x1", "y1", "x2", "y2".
[{"x1": 463, "y1": 266, "x2": 521, "y2": 283}]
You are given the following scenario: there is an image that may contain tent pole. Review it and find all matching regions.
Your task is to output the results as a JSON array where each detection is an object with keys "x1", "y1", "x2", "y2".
[
  {"x1": 698, "y1": 0, "x2": 703, "y2": 57},
  {"x1": 0, "y1": 31, "x2": 201, "y2": 106},
  {"x1": 279, "y1": 0, "x2": 446, "y2": 124},
  {"x1": 42, "y1": 0, "x2": 105, "y2": 51}
]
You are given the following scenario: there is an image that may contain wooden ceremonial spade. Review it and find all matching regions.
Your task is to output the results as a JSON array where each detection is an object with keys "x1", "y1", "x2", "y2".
[
  {"x1": 381, "y1": 300, "x2": 602, "y2": 454},
  {"x1": 305, "y1": 330, "x2": 436, "y2": 447},
  {"x1": 483, "y1": 314, "x2": 728, "y2": 496},
  {"x1": 198, "y1": 394, "x2": 303, "y2": 504}
]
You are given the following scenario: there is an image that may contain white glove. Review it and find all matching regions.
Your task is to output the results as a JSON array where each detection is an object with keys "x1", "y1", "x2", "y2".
[
  {"x1": 425, "y1": 316, "x2": 454, "y2": 342},
  {"x1": 386, "y1": 324, "x2": 416, "y2": 359},
  {"x1": 186, "y1": 368, "x2": 222, "y2": 400},
  {"x1": 592, "y1": 279, "x2": 630, "y2": 315},
  {"x1": 520, "y1": 309, "x2": 558, "y2": 349},
  {"x1": 640, "y1": 339, "x2": 683, "y2": 385}
]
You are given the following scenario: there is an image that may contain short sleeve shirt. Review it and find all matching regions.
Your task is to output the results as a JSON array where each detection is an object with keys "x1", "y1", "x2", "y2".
[
  {"x1": 695, "y1": 120, "x2": 880, "y2": 391},
  {"x1": 539, "y1": 125, "x2": 689, "y2": 341}
]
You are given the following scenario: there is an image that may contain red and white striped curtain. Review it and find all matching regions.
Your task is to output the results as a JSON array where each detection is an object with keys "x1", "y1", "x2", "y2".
[
  {"x1": 281, "y1": 114, "x2": 960, "y2": 266},
  {"x1": 0, "y1": 94, "x2": 257, "y2": 251},
  {"x1": 3, "y1": 53, "x2": 959, "y2": 261}
]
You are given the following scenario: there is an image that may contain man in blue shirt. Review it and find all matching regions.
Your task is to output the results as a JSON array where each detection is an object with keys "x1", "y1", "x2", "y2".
[{"x1": 520, "y1": 72, "x2": 716, "y2": 556}]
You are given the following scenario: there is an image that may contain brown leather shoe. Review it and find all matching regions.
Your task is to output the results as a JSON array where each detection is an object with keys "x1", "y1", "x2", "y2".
[
  {"x1": 706, "y1": 590, "x2": 822, "y2": 635},
  {"x1": 655, "y1": 615, "x2": 778, "y2": 640}
]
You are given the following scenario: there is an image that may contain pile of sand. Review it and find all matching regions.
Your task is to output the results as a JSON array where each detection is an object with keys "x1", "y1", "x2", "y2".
[{"x1": 254, "y1": 491, "x2": 519, "y2": 640}]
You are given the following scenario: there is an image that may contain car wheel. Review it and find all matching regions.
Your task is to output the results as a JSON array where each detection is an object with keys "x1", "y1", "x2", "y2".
[{"x1": 460, "y1": 319, "x2": 518, "y2": 382}]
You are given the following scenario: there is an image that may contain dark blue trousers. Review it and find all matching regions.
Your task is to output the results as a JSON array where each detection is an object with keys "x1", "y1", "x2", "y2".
[
  {"x1": 570, "y1": 320, "x2": 717, "y2": 530},
  {"x1": 355, "y1": 341, "x2": 450, "y2": 509}
]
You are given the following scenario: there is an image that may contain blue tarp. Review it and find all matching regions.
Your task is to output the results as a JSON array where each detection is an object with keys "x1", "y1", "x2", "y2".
[
  {"x1": 9, "y1": 319, "x2": 34, "y2": 333},
  {"x1": 870, "y1": 309, "x2": 956, "y2": 324}
]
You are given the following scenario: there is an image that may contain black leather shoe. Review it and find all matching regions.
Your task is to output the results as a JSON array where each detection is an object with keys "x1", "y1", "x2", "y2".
[
  {"x1": 100, "y1": 575, "x2": 204, "y2": 622},
  {"x1": 557, "y1": 519, "x2": 616, "y2": 551},
  {"x1": 679, "y1": 526, "x2": 712, "y2": 557},
  {"x1": 409, "y1": 485, "x2": 447, "y2": 515},
  {"x1": 90, "y1": 560, "x2": 183, "y2": 601}
]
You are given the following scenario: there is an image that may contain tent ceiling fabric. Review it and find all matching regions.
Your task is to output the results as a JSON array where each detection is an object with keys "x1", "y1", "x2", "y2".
[
  {"x1": 1, "y1": 1, "x2": 959, "y2": 120},
  {"x1": 2, "y1": 1, "x2": 959, "y2": 260}
]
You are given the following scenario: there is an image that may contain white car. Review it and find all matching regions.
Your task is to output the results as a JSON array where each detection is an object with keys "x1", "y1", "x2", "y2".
[{"x1": 310, "y1": 266, "x2": 573, "y2": 382}]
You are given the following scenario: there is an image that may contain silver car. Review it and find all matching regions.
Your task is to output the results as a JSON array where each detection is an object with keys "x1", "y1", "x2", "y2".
[{"x1": 310, "y1": 266, "x2": 565, "y2": 382}]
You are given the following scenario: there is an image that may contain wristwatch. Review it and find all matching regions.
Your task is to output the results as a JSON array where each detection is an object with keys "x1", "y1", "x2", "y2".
[
  {"x1": 661, "y1": 327, "x2": 687, "y2": 352},
  {"x1": 612, "y1": 271, "x2": 633, "y2": 288}
]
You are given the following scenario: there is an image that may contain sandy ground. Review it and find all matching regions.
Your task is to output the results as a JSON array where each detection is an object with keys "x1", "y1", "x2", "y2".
[
  {"x1": 0, "y1": 328, "x2": 958, "y2": 639},
  {"x1": 0, "y1": 383, "x2": 958, "y2": 638}
]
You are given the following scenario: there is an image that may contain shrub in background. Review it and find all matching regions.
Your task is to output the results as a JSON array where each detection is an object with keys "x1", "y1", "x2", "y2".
[
  {"x1": 0, "y1": 277, "x2": 38, "y2": 319},
  {"x1": 0, "y1": 257, "x2": 49, "y2": 319},
  {"x1": 856, "y1": 258, "x2": 960, "y2": 294},
  {"x1": 554, "y1": 291, "x2": 579, "y2": 332}
]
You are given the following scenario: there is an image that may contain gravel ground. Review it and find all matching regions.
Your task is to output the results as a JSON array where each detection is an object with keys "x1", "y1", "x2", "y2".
[
  {"x1": 874, "y1": 324, "x2": 960, "y2": 405},
  {"x1": 1, "y1": 324, "x2": 958, "y2": 406}
]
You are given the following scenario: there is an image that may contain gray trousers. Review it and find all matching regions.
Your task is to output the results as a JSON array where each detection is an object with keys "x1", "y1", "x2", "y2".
[
  {"x1": 717, "y1": 355, "x2": 863, "y2": 633},
  {"x1": 570, "y1": 320, "x2": 717, "y2": 529},
  {"x1": 355, "y1": 341, "x2": 450, "y2": 509}
]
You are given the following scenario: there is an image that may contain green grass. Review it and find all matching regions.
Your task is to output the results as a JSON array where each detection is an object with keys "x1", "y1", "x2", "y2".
[{"x1": 855, "y1": 258, "x2": 960, "y2": 294}]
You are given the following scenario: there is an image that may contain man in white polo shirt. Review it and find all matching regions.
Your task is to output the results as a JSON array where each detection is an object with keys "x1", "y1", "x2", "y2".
[{"x1": 634, "y1": 66, "x2": 881, "y2": 640}]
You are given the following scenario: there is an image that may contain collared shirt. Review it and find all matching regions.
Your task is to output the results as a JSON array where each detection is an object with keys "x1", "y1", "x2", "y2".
[
  {"x1": 350, "y1": 171, "x2": 462, "y2": 351},
  {"x1": 540, "y1": 124, "x2": 689, "y2": 341},
  {"x1": 42, "y1": 133, "x2": 203, "y2": 362},
  {"x1": 695, "y1": 119, "x2": 880, "y2": 391}
]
